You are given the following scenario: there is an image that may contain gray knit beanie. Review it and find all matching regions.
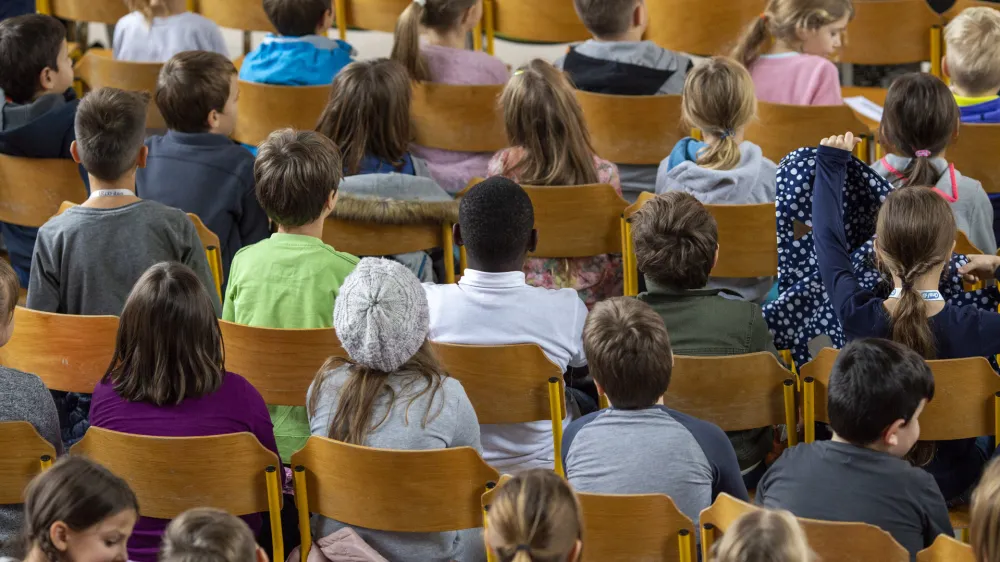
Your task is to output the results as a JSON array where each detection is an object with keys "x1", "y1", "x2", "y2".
[{"x1": 333, "y1": 258, "x2": 430, "y2": 372}]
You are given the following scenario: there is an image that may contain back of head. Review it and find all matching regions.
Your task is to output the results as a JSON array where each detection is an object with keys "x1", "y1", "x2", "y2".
[
  {"x1": 682, "y1": 57, "x2": 757, "y2": 171},
  {"x1": 487, "y1": 469, "x2": 583, "y2": 562},
  {"x1": 75, "y1": 87, "x2": 150, "y2": 182},
  {"x1": 731, "y1": 0, "x2": 854, "y2": 69},
  {"x1": 106, "y1": 262, "x2": 224, "y2": 406},
  {"x1": 0, "y1": 14, "x2": 65, "y2": 104},
  {"x1": 262, "y1": 0, "x2": 331, "y2": 36},
  {"x1": 631, "y1": 192, "x2": 718, "y2": 291},
  {"x1": 459, "y1": 177, "x2": 535, "y2": 268},
  {"x1": 878, "y1": 73, "x2": 960, "y2": 187},
  {"x1": 254, "y1": 128, "x2": 343, "y2": 227},
  {"x1": 0, "y1": 259, "x2": 19, "y2": 332},
  {"x1": 160, "y1": 508, "x2": 257, "y2": 562},
  {"x1": 875, "y1": 186, "x2": 955, "y2": 358},
  {"x1": 583, "y1": 297, "x2": 673, "y2": 409},
  {"x1": 500, "y1": 59, "x2": 599, "y2": 186},
  {"x1": 572, "y1": 0, "x2": 637, "y2": 39},
  {"x1": 315, "y1": 59, "x2": 411, "y2": 175},
  {"x1": 827, "y1": 338, "x2": 934, "y2": 446},
  {"x1": 972, "y1": 458, "x2": 1000, "y2": 562},
  {"x1": 712, "y1": 509, "x2": 814, "y2": 562},
  {"x1": 945, "y1": 7, "x2": 1000, "y2": 96},
  {"x1": 126, "y1": 0, "x2": 170, "y2": 23},
  {"x1": 156, "y1": 51, "x2": 237, "y2": 133},
  {"x1": 391, "y1": 0, "x2": 479, "y2": 81}
]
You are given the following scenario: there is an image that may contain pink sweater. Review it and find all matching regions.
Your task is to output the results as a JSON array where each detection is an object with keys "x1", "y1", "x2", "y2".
[{"x1": 750, "y1": 53, "x2": 843, "y2": 106}]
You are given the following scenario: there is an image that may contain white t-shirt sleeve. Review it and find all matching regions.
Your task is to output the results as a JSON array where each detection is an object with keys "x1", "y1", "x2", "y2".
[{"x1": 568, "y1": 297, "x2": 589, "y2": 368}]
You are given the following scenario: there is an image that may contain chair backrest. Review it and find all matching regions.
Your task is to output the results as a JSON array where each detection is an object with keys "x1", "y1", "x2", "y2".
[
  {"x1": 746, "y1": 102, "x2": 870, "y2": 163},
  {"x1": 956, "y1": 230, "x2": 983, "y2": 255},
  {"x1": 644, "y1": 0, "x2": 768, "y2": 56},
  {"x1": 231, "y1": 82, "x2": 331, "y2": 147},
  {"x1": 410, "y1": 82, "x2": 506, "y2": 153},
  {"x1": 917, "y1": 535, "x2": 976, "y2": 562},
  {"x1": 524, "y1": 184, "x2": 629, "y2": 258},
  {"x1": 799, "y1": 517, "x2": 909, "y2": 562},
  {"x1": 0, "y1": 307, "x2": 118, "y2": 394},
  {"x1": 839, "y1": 0, "x2": 942, "y2": 66},
  {"x1": 577, "y1": 492, "x2": 696, "y2": 562},
  {"x1": 489, "y1": 0, "x2": 589, "y2": 43},
  {"x1": 74, "y1": 51, "x2": 166, "y2": 129},
  {"x1": 196, "y1": 0, "x2": 275, "y2": 32},
  {"x1": 323, "y1": 219, "x2": 454, "y2": 257},
  {"x1": 949, "y1": 123, "x2": 1000, "y2": 194},
  {"x1": 48, "y1": 0, "x2": 128, "y2": 24},
  {"x1": 0, "y1": 155, "x2": 87, "y2": 227},
  {"x1": 705, "y1": 203, "x2": 779, "y2": 278},
  {"x1": 186, "y1": 213, "x2": 224, "y2": 294},
  {"x1": 291, "y1": 436, "x2": 499, "y2": 532},
  {"x1": 574, "y1": 91, "x2": 684, "y2": 165},
  {"x1": 0, "y1": 422, "x2": 57, "y2": 504},
  {"x1": 336, "y1": 0, "x2": 412, "y2": 36},
  {"x1": 219, "y1": 321, "x2": 344, "y2": 407}
]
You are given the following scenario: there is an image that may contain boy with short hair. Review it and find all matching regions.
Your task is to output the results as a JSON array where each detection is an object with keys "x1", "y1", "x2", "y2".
[
  {"x1": 140, "y1": 51, "x2": 270, "y2": 281},
  {"x1": 240, "y1": 0, "x2": 354, "y2": 86},
  {"x1": 224, "y1": 128, "x2": 359, "y2": 462},
  {"x1": 0, "y1": 14, "x2": 78, "y2": 287},
  {"x1": 756, "y1": 338, "x2": 952, "y2": 556},
  {"x1": 944, "y1": 7, "x2": 1000, "y2": 123},
  {"x1": 631, "y1": 191, "x2": 779, "y2": 487},
  {"x1": 562, "y1": 296, "x2": 747, "y2": 527}
]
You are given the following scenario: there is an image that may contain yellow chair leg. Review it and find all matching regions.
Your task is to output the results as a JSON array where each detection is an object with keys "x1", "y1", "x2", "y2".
[
  {"x1": 930, "y1": 25, "x2": 943, "y2": 79},
  {"x1": 293, "y1": 466, "x2": 311, "y2": 562},
  {"x1": 961, "y1": 527, "x2": 970, "y2": 543},
  {"x1": 37, "y1": 0, "x2": 51, "y2": 14},
  {"x1": 803, "y1": 377, "x2": 815, "y2": 444},
  {"x1": 678, "y1": 529, "x2": 693, "y2": 562},
  {"x1": 625, "y1": 219, "x2": 637, "y2": 296},
  {"x1": 599, "y1": 394, "x2": 610, "y2": 410},
  {"x1": 548, "y1": 377, "x2": 565, "y2": 478},
  {"x1": 701, "y1": 524, "x2": 716, "y2": 562},
  {"x1": 264, "y1": 466, "x2": 285, "y2": 562},
  {"x1": 186, "y1": 0, "x2": 197, "y2": 12},
  {"x1": 994, "y1": 392, "x2": 1000, "y2": 443},
  {"x1": 442, "y1": 223, "x2": 456, "y2": 284},
  {"x1": 783, "y1": 379, "x2": 797, "y2": 447},
  {"x1": 619, "y1": 216, "x2": 631, "y2": 296},
  {"x1": 39, "y1": 454, "x2": 53, "y2": 471},
  {"x1": 336, "y1": 0, "x2": 348, "y2": 41},
  {"x1": 207, "y1": 247, "x2": 223, "y2": 300},
  {"x1": 473, "y1": 21, "x2": 483, "y2": 52},
  {"x1": 483, "y1": 482, "x2": 496, "y2": 562},
  {"x1": 459, "y1": 245, "x2": 468, "y2": 277},
  {"x1": 484, "y1": 0, "x2": 495, "y2": 55}
]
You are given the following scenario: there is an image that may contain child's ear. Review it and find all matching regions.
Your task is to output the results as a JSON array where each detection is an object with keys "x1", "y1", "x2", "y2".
[
  {"x1": 38, "y1": 65, "x2": 56, "y2": 93},
  {"x1": 70, "y1": 140, "x2": 82, "y2": 164},
  {"x1": 453, "y1": 223, "x2": 464, "y2": 247},
  {"x1": 327, "y1": 189, "x2": 339, "y2": 212},
  {"x1": 206, "y1": 109, "x2": 220, "y2": 131},
  {"x1": 882, "y1": 418, "x2": 906, "y2": 448},
  {"x1": 633, "y1": 0, "x2": 647, "y2": 31},
  {"x1": 136, "y1": 145, "x2": 149, "y2": 170},
  {"x1": 942, "y1": 56, "x2": 950, "y2": 79},
  {"x1": 713, "y1": 245, "x2": 720, "y2": 270},
  {"x1": 321, "y1": 8, "x2": 335, "y2": 31},
  {"x1": 568, "y1": 539, "x2": 584, "y2": 562},
  {"x1": 255, "y1": 545, "x2": 270, "y2": 562},
  {"x1": 528, "y1": 228, "x2": 539, "y2": 253},
  {"x1": 49, "y1": 521, "x2": 70, "y2": 552}
]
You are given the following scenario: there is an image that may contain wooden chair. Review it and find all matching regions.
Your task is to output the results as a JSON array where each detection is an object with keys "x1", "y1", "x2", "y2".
[
  {"x1": 231, "y1": 82, "x2": 331, "y2": 147},
  {"x1": 577, "y1": 493, "x2": 696, "y2": 562},
  {"x1": 74, "y1": 51, "x2": 166, "y2": 129},
  {"x1": 186, "y1": 213, "x2": 224, "y2": 299},
  {"x1": 746, "y1": 101, "x2": 872, "y2": 164},
  {"x1": 840, "y1": 0, "x2": 944, "y2": 77},
  {"x1": 574, "y1": 91, "x2": 685, "y2": 165},
  {"x1": 525, "y1": 184, "x2": 629, "y2": 263},
  {"x1": 323, "y1": 218, "x2": 458, "y2": 283},
  {"x1": 290, "y1": 436, "x2": 499, "y2": 562},
  {"x1": 644, "y1": 0, "x2": 767, "y2": 56},
  {"x1": 956, "y1": 230, "x2": 983, "y2": 256},
  {"x1": 0, "y1": 422, "x2": 56, "y2": 505},
  {"x1": 193, "y1": 0, "x2": 274, "y2": 54},
  {"x1": 411, "y1": 82, "x2": 506, "y2": 153},
  {"x1": 431, "y1": 343, "x2": 567, "y2": 475},
  {"x1": 72, "y1": 428, "x2": 285, "y2": 562},
  {"x1": 334, "y1": 0, "x2": 413, "y2": 40},
  {"x1": 0, "y1": 156, "x2": 87, "y2": 228},
  {"x1": 0, "y1": 307, "x2": 117, "y2": 394},
  {"x1": 44, "y1": 0, "x2": 128, "y2": 25},
  {"x1": 918, "y1": 535, "x2": 976, "y2": 562},
  {"x1": 948, "y1": 123, "x2": 1000, "y2": 194},
  {"x1": 483, "y1": 0, "x2": 589, "y2": 54},
  {"x1": 219, "y1": 321, "x2": 343, "y2": 406}
]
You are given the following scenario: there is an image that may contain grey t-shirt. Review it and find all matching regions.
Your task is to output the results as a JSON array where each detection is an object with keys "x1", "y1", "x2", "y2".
[
  {"x1": 756, "y1": 440, "x2": 953, "y2": 557},
  {"x1": 307, "y1": 365, "x2": 484, "y2": 562}
]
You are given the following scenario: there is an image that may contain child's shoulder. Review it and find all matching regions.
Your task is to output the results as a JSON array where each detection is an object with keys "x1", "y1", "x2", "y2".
[{"x1": 422, "y1": 44, "x2": 508, "y2": 84}]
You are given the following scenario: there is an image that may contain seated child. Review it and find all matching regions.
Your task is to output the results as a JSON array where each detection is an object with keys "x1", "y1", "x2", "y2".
[
  {"x1": 756, "y1": 338, "x2": 952, "y2": 556},
  {"x1": 161, "y1": 508, "x2": 268, "y2": 562},
  {"x1": 713, "y1": 509, "x2": 815, "y2": 562},
  {"x1": 486, "y1": 469, "x2": 584, "y2": 562},
  {"x1": 944, "y1": 7, "x2": 1000, "y2": 123},
  {"x1": 240, "y1": 0, "x2": 353, "y2": 86},
  {"x1": 139, "y1": 51, "x2": 270, "y2": 282},
  {"x1": 224, "y1": 129, "x2": 358, "y2": 463},
  {"x1": 562, "y1": 296, "x2": 748, "y2": 526},
  {"x1": 0, "y1": 14, "x2": 77, "y2": 287},
  {"x1": 971, "y1": 458, "x2": 1000, "y2": 562},
  {"x1": 423, "y1": 177, "x2": 590, "y2": 474},
  {"x1": 114, "y1": 0, "x2": 228, "y2": 61},
  {"x1": 872, "y1": 73, "x2": 995, "y2": 254},
  {"x1": 657, "y1": 56, "x2": 775, "y2": 303},
  {"x1": 489, "y1": 59, "x2": 623, "y2": 307},
  {"x1": 391, "y1": 0, "x2": 509, "y2": 193},
  {"x1": 632, "y1": 192, "x2": 780, "y2": 488},
  {"x1": 732, "y1": 0, "x2": 853, "y2": 106},
  {"x1": 308, "y1": 258, "x2": 481, "y2": 562}
]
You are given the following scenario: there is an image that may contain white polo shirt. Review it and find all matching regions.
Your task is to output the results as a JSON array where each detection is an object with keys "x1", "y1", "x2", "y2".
[{"x1": 424, "y1": 269, "x2": 589, "y2": 474}]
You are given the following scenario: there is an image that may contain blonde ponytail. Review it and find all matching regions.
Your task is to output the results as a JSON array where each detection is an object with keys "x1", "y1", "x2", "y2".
[
  {"x1": 732, "y1": 15, "x2": 771, "y2": 69},
  {"x1": 487, "y1": 469, "x2": 583, "y2": 562},
  {"x1": 731, "y1": 0, "x2": 855, "y2": 70},
  {"x1": 681, "y1": 56, "x2": 756, "y2": 171},
  {"x1": 391, "y1": 1, "x2": 431, "y2": 81}
]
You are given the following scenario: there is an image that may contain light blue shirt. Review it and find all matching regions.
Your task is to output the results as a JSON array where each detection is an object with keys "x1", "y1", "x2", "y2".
[{"x1": 113, "y1": 11, "x2": 229, "y2": 61}]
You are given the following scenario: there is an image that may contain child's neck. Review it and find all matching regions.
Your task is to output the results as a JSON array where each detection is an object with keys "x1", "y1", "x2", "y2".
[
  {"x1": 425, "y1": 27, "x2": 468, "y2": 50},
  {"x1": 769, "y1": 39, "x2": 801, "y2": 55},
  {"x1": 831, "y1": 432, "x2": 896, "y2": 455},
  {"x1": 950, "y1": 83, "x2": 998, "y2": 100},
  {"x1": 278, "y1": 219, "x2": 324, "y2": 239},
  {"x1": 883, "y1": 270, "x2": 947, "y2": 317},
  {"x1": 23, "y1": 545, "x2": 48, "y2": 562},
  {"x1": 594, "y1": 28, "x2": 644, "y2": 43},
  {"x1": 81, "y1": 175, "x2": 140, "y2": 209},
  {"x1": 157, "y1": 0, "x2": 187, "y2": 16}
]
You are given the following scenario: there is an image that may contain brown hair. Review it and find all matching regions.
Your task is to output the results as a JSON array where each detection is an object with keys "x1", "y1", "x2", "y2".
[
  {"x1": 0, "y1": 14, "x2": 68, "y2": 104},
  {"x1": 946, "y1": 7, "x2": 1000, "y2": 95},
  {"x1": 0, "y1": 259, "x2": 19, "y2": 323},
  {"x1": 308, "y1": 341, "x2": 448, "y2": 445},
  {"x1": 487, "y1": 469, "x2": 583, "y2": 562},
  {"x1": 681, "y1": 57, "x2": 757, "y2": 171},
  {"x1": 878, "y1": 73, "x2": 960, "y2": 188},
  {"x1": 572, "y1": 0, "x2": 639, "y2": 39},
  {"x1": 254, "y1": 128, "x2": 342, "y2": 227},
  {"x1": 262, "y1": 0, "x2": 331, "y2": 37},
  {"x1": 500, "y1": 59, "x2": 600, "y2": 186},
  {"x1": 160, "y1": 508, "x2": 258, "y2": 562},
  {"x1": 972, "y1": 458, "x2": 1000, "y2": 562},
  {"x1": 583, "y1": 297, "x2": 673, "y2": 409},
  {"x1": 391, "y1": 0, "x2": 480, "y2": 81},
  {"x1": 712, "y1": 510, "x2": 815, "y2": 562},
  {"x1": 156, "y1": 51, "x2": 236, "y2": 134},
  {"x1": 74, "y1": 87, "x2": 150, "y2": 182},
  {"x1": 104, "y1": 262, "x2": 224, "y2": 406},
  {"x1": 632, "y1": 192, "x2": 718, "y2": 290},
  {"x1": 875, "y1": 186, "x2": 955, "y2": 359},
  {"x1": 731, "y1": 0, "x2": 854, "y2": 69},
  {"x1": 315, "y1": 59, "x2": 411, "y2": 176}
]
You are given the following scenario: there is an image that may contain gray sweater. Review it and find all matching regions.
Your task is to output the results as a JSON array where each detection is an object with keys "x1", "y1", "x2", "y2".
[
  {"x1": 307, "y1": 365, "x2": 484, "y2": 562},
  {"x1": 26, "y1": 200, "x2": 221, "y2": 316},
  {"x1": 0, "y1": 366, "x2": 63, "y2": 557}
]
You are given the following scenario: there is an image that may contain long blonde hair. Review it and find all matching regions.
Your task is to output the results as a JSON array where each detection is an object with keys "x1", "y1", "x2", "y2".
[
  {"x1": 499, "y1": 59, "x2": 600, "y2": 186},
  {"x1": 391, "y1": 0, "x2": 481, "y2": 81},
  {"x1": 712, "y1": 510, "x2": 815, "y2": 562},
  {"x1": 972, "y1": 459, "x2": 1000, "y2": 562},
  {"x1": 682, "y1": 57, "x2": 757, "y2": 171},
  {"x1": 731, "y1": 0, "x2": 854, "y2": 69},
  {"x1": 487, "y1": 469, "x2": 583, "y2": 562}
]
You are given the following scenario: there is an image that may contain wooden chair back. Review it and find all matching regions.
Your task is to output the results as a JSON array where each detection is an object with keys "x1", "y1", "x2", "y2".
[
  {"x1": 487, "y1": 0, "x2": 589, "y2": 44},
  {"x1": 746, "y1": 102, "x2": 870, "y2": 163},
  {"x1": 917, "y1": 535, "x2": 976, "y2": 562},
  {"x1": 74, "y1": 51, "x2": 166, "y2": 129},
  {"x1": 219, "y1": 321, "x2": 344, "y2": 407},
  {"x1": 0, "y1": 156, "x2": 86, "y2": 227},
  {"x1": 231, "y1": 82, "x2": 331, "y2": 147},
  {"x1": 524, "y1": 184, "x2": 629, "y2": 258},
  {"x1": 48, "y1": 0, "x2": 128, "y2": 24},
  {"x1": 949, "y1": 123, "x2": 1000, "y2": 194},
  {"x1": 411, "y1": 82, "x2": 506, "y2": 153},
  {"x1": 322, "y1": 218, "x2": 457, "y2": 283},
  {"x1": 0, "y1": 307, "x2": 118, "y2": 394},
  {"x1": 644, "y1": 0, "x2": 767, "y2": 56},
  {"x1": 575, "y1": 91, "x2": 685, "y2": 165},
  {"x1": 196, "y1": 0, "x2": 275, "y2": 32},
  {"x1": 956, "y1": 230, "x2": 983, "y2": 256},
  {"x1": 0, "y1": 422, "x2": 56, "y2": 504},
  {"x1": 839, "y1": 0, "x2": 942, "y2": 67},
  {"x1": 705, "y1": 203, "x2": 779, "y2": 278},
  {"x1": 800, "y1": 517, "x2": 909, "y2": 562},
  {"x1": 577, "y1": 492, "x2": 696, "y2": 562},
  {"x1": 186, "y1": 213, "x2": 224, "y2": 297},
  {"x1": 698, "y1": 493, "x2": 757, "y2": 560},
  {"x1": 336, "y1": 0, "x2": 412, "y2": 39}
]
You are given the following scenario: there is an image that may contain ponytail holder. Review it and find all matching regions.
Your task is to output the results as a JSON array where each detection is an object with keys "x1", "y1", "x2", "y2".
[
  {"x1": 759, "y1": 12, "x2": 768, "y2": 20},
  {"x1": 720, "y1": 128, "x2": 735, "y2": 139},
  {"x1": 914, "y1": 150, "x2": 932, "y2": 158},
  {"x1": 413, "y1": 0, "x2": 426, "y2": 5},
  {"x1": 901, "y1": 280, "x2": 914, "y2": 290},
  {"x1": 515, "y1": 545, "x2": 531, "y2": 552}
]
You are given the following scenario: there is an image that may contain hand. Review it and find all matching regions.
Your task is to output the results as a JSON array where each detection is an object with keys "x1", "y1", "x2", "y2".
[
  {"x1": 958, "y1": 254, "x2": 1000, "y2": 283},
  {"x1": 820, "y1": 132, "x2": 861, "y2": 152}
]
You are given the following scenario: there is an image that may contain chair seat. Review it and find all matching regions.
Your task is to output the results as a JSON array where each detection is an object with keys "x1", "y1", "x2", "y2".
[{"x1": 949, "y1": 504, "x2": 970, "y2": 529}]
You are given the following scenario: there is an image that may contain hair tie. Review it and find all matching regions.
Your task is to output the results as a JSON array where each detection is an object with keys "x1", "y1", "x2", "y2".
[
  {"x1": 720, "y1": 128, "x2": 735, "y2": 139},
  {"x1": 413, "y1": 0, "x2": 426, "y2": 6},
  {"x1": 901, "y1": 280, "x2": 914, "y2": 291},
  {"x1": 914, "y1": 150, "x2": 932, "y2": 158},
  {"x1": 759, "y1": 12, "x2": 768, "y2": 20},
  {"x1": 514, "y1": 544, "x2": 531, "y2": 552}
]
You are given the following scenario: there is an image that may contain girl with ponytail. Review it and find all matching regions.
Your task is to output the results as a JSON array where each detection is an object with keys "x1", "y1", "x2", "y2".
[
  {"x1": 486, "y1": 469, "x2": 583, "y2": 562},
  {"x1": 114, "y1": 0, "x2": 227, "y2": 61},
  {"x1": 655, "y1": 56, "x2": 776, "y2": 303}
]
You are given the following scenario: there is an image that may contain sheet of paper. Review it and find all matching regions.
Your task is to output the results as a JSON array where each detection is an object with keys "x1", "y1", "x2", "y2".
[{"x1": 844, "y1": 96, "x2": 883, "y2": 123}]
